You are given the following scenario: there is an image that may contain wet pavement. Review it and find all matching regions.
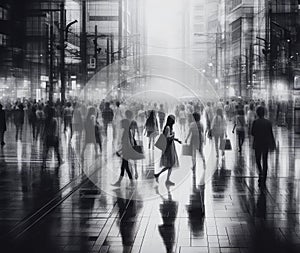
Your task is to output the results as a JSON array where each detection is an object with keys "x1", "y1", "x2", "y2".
[{"x1": 1, "y1": 120, "x2": 300, "y2": 253}]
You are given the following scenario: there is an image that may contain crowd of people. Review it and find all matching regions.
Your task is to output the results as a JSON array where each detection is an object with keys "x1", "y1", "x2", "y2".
[{"x1": 0, "y1": 96, "x2": 280, "y2": 189}]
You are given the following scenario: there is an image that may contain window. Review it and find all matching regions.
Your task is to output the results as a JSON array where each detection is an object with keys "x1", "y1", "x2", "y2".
[
  {"x1": 0, "y1": 33, "x2": 8, "y2": 46},
  {"x1": 231, "y1": 19, "x2": 241, "y2": 42},
  {"x1": 0, "y1": 6, "x2": 8, "y2": 20}
]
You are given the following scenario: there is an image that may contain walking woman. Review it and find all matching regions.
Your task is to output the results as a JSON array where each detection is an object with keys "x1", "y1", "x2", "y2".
[
  {"x1": 82, "y1": 107, "x2": 98, "y2": 156},
  {"x1": 14, "y1": 103, "x2": 24, "y2": 141},
  {"x1": 42, "y1": 107, "x2": 62, "y2": 168},
  {"x1": 178, "y1": 104, "x2": 187, "y2": 135},
  {"x1": 36, "y1": 104, "x2": 45, "y2": 140},
  {"x1": 144, "y1": 110, "x2": 159, "y2": 149},
  {"x1": 154, "y1": 115, "x2": 181, "y2": 186},
  {"x1": 185, "y1": 112, "x2": 206, "y2": 169},
  {"x1": 211, "y1": 108, "x2": 227, "y2": 158},
  {"x1": 112, "y1": 110, "x2": 136, "y2": 187},
  {"x1": 72, "y1": 103, "x2": 83, "y2": 144},
  {"x1": 247, "y1": 103, "x2": 256, "y2": 135},
  {"x1": 232, "y1": 109, "x2": 246, "y2": 153}
]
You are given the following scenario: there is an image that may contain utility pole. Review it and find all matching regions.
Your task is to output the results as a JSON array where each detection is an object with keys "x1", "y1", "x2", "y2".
[
  {"x1": 94, "y1": 25, "x2": 98, "y2": 69},
  {"x1": 60, "y1": 2, "x2": 66, "y2": 104},
  {"x1": 215, "y1": 33, "x2": 219, "y2": 80},
  {"x1": 49, "y1": 22, "x2": 54, "y2": 104},
  {"x1": 81, "y1": 0, "x2": 87, "y2": 92}
]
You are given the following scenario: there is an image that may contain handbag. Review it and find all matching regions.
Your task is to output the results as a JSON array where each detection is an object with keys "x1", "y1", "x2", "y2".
[
  {"x1": 220, "y1": 138, "x2": 232, "y2": 151},
  {"x1": 131, "y1": 139, "x2": 145, "y2": 160},
  {"x1": 182, "y1": 144, "x2": 192, "y2": 156},
  {"x1": 155, "y1": 133, "x2": 167, "y2": 151}
]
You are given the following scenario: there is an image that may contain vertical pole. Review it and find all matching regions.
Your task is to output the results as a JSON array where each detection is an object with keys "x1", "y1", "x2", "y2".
[
  {"x1": 60, "y1": 2, "x2": 66, "y2": 105},
  {"x1": 106, "y1": 36, "x2": 110, "y2": 90},
  {"x1": 118, "y1": 0, "x2": 123, "y2": 61},
  {"x1": 245, "y1": 49, "x2": 249, "y2": 97},
  {"x1": 215, "y1": 33, "x2": 218, "y2": 80},
  {"x1": 110, "y1": 34, "x2": 114, "y2": 63},
  {"x1": 266, "y1": 0, "x2": 273, "y2": 100},
  {"x1": 94, "y1": 25, "x2": 98, "y2": 69},
  {"x1": 118, "y1": 0, "x2": 123, "y2": 99},
  {"x1": 81, "y1": 0, "x2": 87, "y2": 93},
  {"x1": 49, "y1": 22, "x2": 54, "y2": 104},
  {"x1": 239, "y1": 20, "x2": 242, "y2": 97},
  {"x1": 249, "y1": 44, "x2": 254, "y2": 98}
]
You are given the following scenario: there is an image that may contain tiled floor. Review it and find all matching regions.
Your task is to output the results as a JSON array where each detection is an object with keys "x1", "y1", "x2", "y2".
[{"x1": 1, "y1": 119, "x2": 300, "y2": 253}]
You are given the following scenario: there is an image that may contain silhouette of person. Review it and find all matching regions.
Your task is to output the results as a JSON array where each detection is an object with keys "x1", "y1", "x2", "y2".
[
  {"x1": 251, "y1": 106, "x2": 276, "y2": 188},
  {"x1": 0, "y1": 103, "x2": 7, "y2": 146},
  {"x1": 42, "y1": 107, "x2": 62, "y2": 168}
]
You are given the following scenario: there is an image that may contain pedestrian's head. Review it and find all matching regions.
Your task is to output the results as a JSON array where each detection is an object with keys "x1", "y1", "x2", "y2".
[
  {"x1": 105, "y1": 102, "x2": 110, "y2": 108},
  {"x1": 116, "y1": 101, "x2": 120, "y2": 107},
  {"x1": 160, "y1": 104, "x2": 164, "y2": 109},
  {"x1": 149, "y1": 110, "x2": 155, "y2": 119},
  {"x1": 165, "y1": 115, "x2": 175, "y2": 130},
  {"x1": 87, "y1": 107, "x2": 96, "y2": 118},
  {"x1": 67, "y1": 102, "x2": 71, "y2": 107},
  {"x1": 125, "y1": 110, "x2": 133, "y2": 120},
  {"x1": 256, "y1": 106, "x2": 265, "y2": 118},
  {"x1": 207, "y1": 102, "x2": 211, "y2": 107},
  {"x1": 238, "y1": 109, "x2": 244, "y2": 116},
  {"x1": 250, "y1": 103, "x2": 254, "y2": 111},
  {"x1": 192, "y1": 112, "x2": 201, "y2": 122},
  {"x1": 216, "y1": 108, "x2": 223, "y2": 118},
  {"x1": 38, "y1": 105, "x2": 43, "y2": 110}
]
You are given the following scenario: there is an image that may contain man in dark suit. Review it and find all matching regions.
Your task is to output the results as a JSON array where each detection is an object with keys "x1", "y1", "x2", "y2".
[
  {"x1": 0, "y1": 103, "x2": 6, "y2": 146},
  {"x1": 251, "y1": 106, "x2": 276, "y2": 188}
]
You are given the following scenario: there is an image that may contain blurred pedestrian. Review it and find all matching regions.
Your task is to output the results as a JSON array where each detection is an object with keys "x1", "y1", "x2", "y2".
[
  {"x1": 42, "y1": 107, "x2": 62, "y2": 168},
  {"x1": 145, "y1": 110, "x2": 159, "y2": 149},
  {"x1": 154, "y1": 115, "x2": 181, "y2": 186},
  {"x1": 112, "y1": 110, "x2": 136, "y2": 187},
  {"x1": 36, "y1": 105, "x2": 45, "y2": 140},
  {"x1": 211, "y1": 108, "x2": 227, "y2": 158},
  {"x1": 102, "y1": 102, "x2": 114, "y2": 136},
  {"x1": 14, "y1": 103, "x2": 24, "y2": 141},
  {"x1": 158, "y1": 104, "x2": 166, "y2": 132},
  {"x1": 185, "y1": 112, "x2": 206, "y2": 169},
  {"x1": 178, "y1": 105, "x2": 187, "y2": 134},
  {"x1": 0, "y1": 104, "x2": 6, "y2": 146},
  {"x1": 82, "y1": 107, "x2": 98, "y2": 156},
  {"x1": 232, "y1": 109, "x2": 246, "y2": 153},
  {"x1": 251, "y1": 106, "x2": 276, "y2": 188},
  {"x1": 63, "y1": 102, "x2": 73, "y2": 136},
  {"x1": 72, "y1": 102, "x2": 83, "y2": 144}
]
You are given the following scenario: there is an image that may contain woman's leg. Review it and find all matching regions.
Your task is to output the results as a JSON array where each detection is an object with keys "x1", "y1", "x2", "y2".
[
  {"x1": 54, "y1": 143, "x2": 62, "y2": 165},
  {"x1": 192, "y1": 147, "x2": 196, "y2": 167},
  {"x1": 112, "y1": 159, "x2": 126, "y2": 186},
  {"x1": 134, "y1": 161, "x2": 138, "y2": 179},
  {"x1": 238, "y1": 133, "x2": 242, "y2": 152},
  {"x1": 166, "y1": 168, "x2": 174, "y2": 185},
  {"x1": 42, "y1": 144, "x2": 50, "y2": 167},
  {"x1": 214, "y1": 136, "x2": 219, "y2": 157},
  {"x1": 154, "y1": 167, "x2": 169, "y2": 182},
  {"x1": 124, "y1": 160, "x2": 133, "y2": 179}
]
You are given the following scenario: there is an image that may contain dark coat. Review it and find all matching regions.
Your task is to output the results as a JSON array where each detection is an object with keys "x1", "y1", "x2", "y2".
[
  {"x1": 0, "y1": 110, "x2": 6, "y2": 132},
  {"x1": 14, "y1": 108, "x2": 25, "y2": 125},
  {"x1": 251, "y1": 117, "x2": 276, "y2": 151}
]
